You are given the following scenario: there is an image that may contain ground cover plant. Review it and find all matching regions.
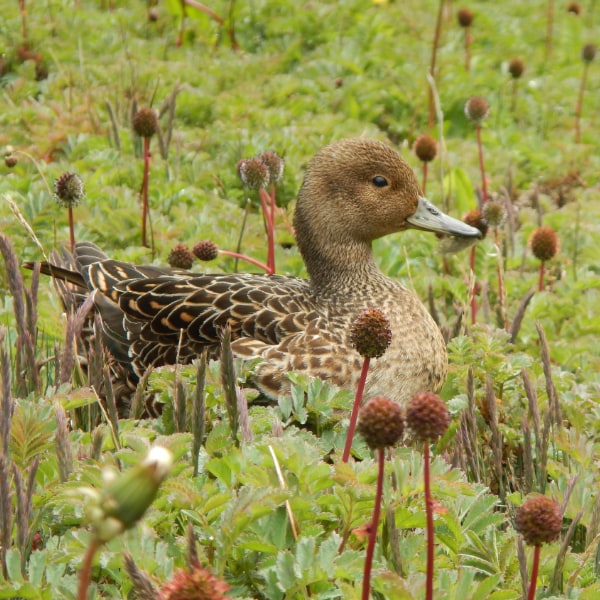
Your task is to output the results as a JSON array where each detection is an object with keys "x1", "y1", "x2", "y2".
[{"x1": 1, "y1": 0, "x2": 599, "y2": 598}]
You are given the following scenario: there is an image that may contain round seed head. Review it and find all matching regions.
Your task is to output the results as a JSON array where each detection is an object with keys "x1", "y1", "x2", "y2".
[
  {"x1": 54, "y1": 172, "x2": 85, "y2": 208},
  {"x1": 567, "y1": 2, "x2": 582, "y2": 15},
  {"x1": 193, "y1": 240, "x2": 219, "y2": 262},
  {"x1": 4, "y1": 154, "x2": 17, "y2": 168},
  {"x1": 413, "y1": 135, "x2": 438, "y2": 163},
  {"x1": 158, "y1": 563, "x2": 231, "y2": 600},
  {"x1": 133, "y1": 107, "x2": 159, "y2": 138},
  {"x1": 529, "y1": 226, "x2": 559, "y2": 261},
  {"x1": 350, "y1": 308, "x2": 392, "y2": 359},
  {"x1": 237, "y1": 157, "x2": 270, "y2": 190},
  {"x1": 464, "y1": 96, "x2": 490, "y2": 123},
  {"x1": 168, "y1": 243, "x2": 195, "y2": 269},
  {"x1": 259, "y1": 150, "x2": 285, "y2": 184},
  {"x1": 581, "y1": 43, "x2": 597, "y2": 63},
  {"x1": 457, "y1": 8, "x2": 474, "y2": 27},
  {"x1": 462, "y1": 208, "x2": 489, "y2": 238},
  {"x1": 482, "y1": 199, "x2": 506, "y2": 228},
  {"x1": 508, "y1": 58, "x2": 525, "y2": 79},
  {"x1": 406, "y1": 392, "x2": 450, "y2": 442},
  {"x1": 358, "y1": 396, "x2": 404, "y2": 450},
  {"x1": 515, "y1": 495, "x2": 562, "y2": 546}
]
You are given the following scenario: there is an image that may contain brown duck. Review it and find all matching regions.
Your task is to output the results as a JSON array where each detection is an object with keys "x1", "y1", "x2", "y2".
[{"x1": 31, "y1": 138, "x2": 480, "y2": 405}]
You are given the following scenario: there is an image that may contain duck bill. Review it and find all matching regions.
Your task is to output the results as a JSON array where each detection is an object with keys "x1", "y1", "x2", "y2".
[{"x1": 407, "y1": 196, "x2": 482, "y2": 238}]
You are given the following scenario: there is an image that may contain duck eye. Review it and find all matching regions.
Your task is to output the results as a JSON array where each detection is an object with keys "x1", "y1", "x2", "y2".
[{"x1": 372, "y1": 176, "x2": 388, "y2": 188}]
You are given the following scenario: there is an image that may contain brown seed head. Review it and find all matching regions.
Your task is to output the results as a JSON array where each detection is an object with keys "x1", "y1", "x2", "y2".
[
  {"x1": 515, "y1": 496, "x2": 562, "y2": 546},
  {"x1": 581, "y1": 43, "x2": 597, "y2": 63},
  {"x1": 406, "y1": 392, "x2": 450, "y2": 442},
  {"x1": 464, "y1": 96, "x2": 490, "y2": 123},
  {"x1": 567, "y1": 2, "x2": 581, "y2": 15},
  {"x1": 482, "y1": 199, "x2": 506, "y2": 228},
  {"x1": 54, "y1": 172, "x2": 85, "y2": 208},
  {"x1": 413, "y1": 135, "x2": 438, "y2": 163},
  {"x1": 350, "y1": 308, "x2": 392, "y2": 359},
  {"x1": 508, "y1": 58, "x2": 525, "y2": 79},
  {"x1": 358, "y1": 396, "x2": 404, "y2": 450},
  {"x1": 529, "y1": 226, "x2": 559, "y2": 261},
  {"x1": 457, "y1": 8, "x2": 474, "y2": 27},
  {"x1": 158, "y1": 562, "x2": 231, "y2": 600},
  {"x1": 238, "y1": 157, "x2": 270, "y2": 190},
  {"x1": 168, "y1": 243, "x2": 194, "y2": 270},
  {"x1": 463, "y1": 209, "x2": 489, "y2": 238},
  {"x1": 133, "y1": 107, "x2": 159, "y2": 138},
  {"x1": 193, "y1": 240, "x2": 219, "y2": 261},
  {"x1": 4, "y1": 154, "x2": 17, "y2": 168},
  {"x1": 259, "y1": 151, "x2": 285, "y2": 184}
]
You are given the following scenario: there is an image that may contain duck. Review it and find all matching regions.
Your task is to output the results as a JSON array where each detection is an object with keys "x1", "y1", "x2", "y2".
[{"x1": 30, "y1": 138, "x2": 481, "y2": 405}]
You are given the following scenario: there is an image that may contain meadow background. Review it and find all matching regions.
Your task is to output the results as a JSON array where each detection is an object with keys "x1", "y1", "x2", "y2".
[{"x1": 0, "y1": 0, "x2": 599, "y2": 598}]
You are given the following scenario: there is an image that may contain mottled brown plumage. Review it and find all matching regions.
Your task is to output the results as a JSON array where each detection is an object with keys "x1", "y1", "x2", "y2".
[{"x1": 30, "y1": 138, "x2": 481, "y2": 404}]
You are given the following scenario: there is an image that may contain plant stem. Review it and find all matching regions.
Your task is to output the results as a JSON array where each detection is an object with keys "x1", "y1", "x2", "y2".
[
  {"x1": 527, "y1": 545, "x2": 541, "y2": 600},
  {"x1": 362, "y1": 447, "x2": 384, "y2": 600},
  {"x1": 68, "y1": 206, "x2": 75, "y2": 252},
  {"x1": 574, "y1": 62, "x2": 589, "y2": 143},
  {"x1": 421, "y1": 161, "x2": 428, "y2": 195},
  {"x1": 428, "y1": 0, "x2": 445, "y2": 128},
  {"x1": 464, "y1": 27, "x2": 471, "y2": 71},
  {"x1": 141, "y1": 137, "x2": 151, "y2": 247},
  {"x1": 470, "y1": 245, "x2": 477, "y2": 324},
  {"x1": 234, "y1": 198, "x2": 251, "y2": 272},
  {"x1": 545, "y1": 0, "x2": 554, "y2": 62},
  {"x1": 342, "y1": 358, "x2": 370, "y2": 463},
  {"x1": 476, "y1": 123, "x2": 488, "y2": 204},
  {"x1": 219, "y1": 250, "x2": 270, "y2": 273},
  {"x1": 78, "y1": 537, "x2": 102, "y2": 600},
  {"x1": 259, "y1": 187, "x2": 276, "y2": 274},
  {"x1": 538, "y1": 261, "x2": 545, "y2": 292},
  {"x1": 424, "y1": 443, "x2": 434, "y2": 600}
]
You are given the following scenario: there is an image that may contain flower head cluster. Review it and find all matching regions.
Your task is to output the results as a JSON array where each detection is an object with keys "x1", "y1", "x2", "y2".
[
  {"x1": 529, "y1": 226, "x2": 559, "y2": 262},
  {"x1": 168, "y1": 243, "x2": 195, "y2": 269},
  {"x1": 193, "y1": 240, "x2": 219, "y2": 261},
  {"x1": 482, "y1": 199, "x2": 506, "y2": 229},
  {"x1": 405, "y1": 392, "x2": 450, "y2": 442},
  {"x1": 133, "y1": 107, "x2": 159, "y2": 138},
  {"x1": 238, "y1": 150, "x2": 285, "y2": 190},
  {"x1": 464, "y1": 96, "x2": 490, "y2": 123},
  {"x1": 350, "y1": 308, "x2": 392, "y2": 359},
  {"x1": 515, "y1": 495, "x2": 562, "y2": 546},
  {"x1": 158, "y1": 562, "x2": 231, "y2": 600},
  {"x1": 581, "y1": 43, "x2": 597, "y2": 63},
  {"x1": 413, "y1": 135, "x2": 438, "y2": 163},
  {"x1": 462, "y1": 208, "x2": 489, "y2": 238},
  {"x1": 508, "y1": 58, "x2": 525, "y2": 79},
  {"x1": 457, "y1": 8, "x2": 474, "y2": 27},
  {"x1": 358, "y1": 396, "x2": 404, "y2": 450},
  {"x1": 54, "y1": 172, "x2": 85, "y2": 208}
]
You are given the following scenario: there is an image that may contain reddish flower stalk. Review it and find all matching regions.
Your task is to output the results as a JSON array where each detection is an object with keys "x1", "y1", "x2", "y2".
[
  {"x1": 424, "y1": 442, "x2": 434, "y2": 600},
  {"x1": 68, "y1": 206, "x2": 75, "y2": 252},
  {"x1": 342, "y1": 358, "x2": 370, "y2": 463},
  {"x1": 470, "y1": 245, "x2": 477, "y2": 324},
  {"x1": 575, "y1": 45, "x2": 596, "y2": 143},
  {"x1": 77, "y1": 537, "x2": 102, "y2": 600},
  {"x1": 428, "y1": 0, "x2": 445, "y2": 128},
  {"x1": 221, "y1": 249, "x2": 271, "y2": 273},
  {"x1": 141, "y1": 137, "x2": 151, "y2": 247},
  {"x1": 259, "y1": 187, "x2": 276, "y2": 274},
  {"x1": 527, "y1": 545, "x2": 541, "y2": 600},
  {"x1": 476, "y1": 124, "x2": 488, "y2": 204},
  {"x1": 362, "y1": 446, "x2": 384, "y2": 600}
]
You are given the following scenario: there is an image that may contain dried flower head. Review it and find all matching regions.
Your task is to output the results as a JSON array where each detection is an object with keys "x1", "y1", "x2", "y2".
[
  {"x1": 405, "y1": 392, "x2": 450, "y2": 442},
  {"x1": 413, "y1": 135, "x2": 438, "y2": 163},
  {"x1": 581, "y1": 43, "x2": 597, "y2": 63},
  {"x1": 237, "y1": 157, "x2": 270, "y2": 190},
  {"x1": 54, "y1": 172, "x2": 85, "y2": 208},
  {"x1": 508, "y1": 58, "x2": 525, "y2": 79},
  {"x1": 4, "y1": 154, "x2": 17, "y2": 168},
  {"x1": 515, "y1": 496, "x2": 562, "y2": 546},
  {"x1": 259, "y1": 150, "x2": 285, "y2": 184},
  {"x1": 462, "y1": 208, "x2": 489, "y2": 238},
  {"x1": 358, "y1": 396, "x2": 404, "y2": 449},
  {"x1": 168, "y1": 243, "x2": 195, "y2": 269},
  {"x1": 193, "y1": 240, "x2": 219, "y2": 261},
  {"x1": 567, "y1": 2, "x2": 581, "y2": 15},
  {"x1": 158, "y1": 562, "x2": 231, "y2": 600},
  {"x1": 350, "y1": 308, "x2": 392, "y2": 359},
  {"x1": 133, "y1": 107, "x2": 159, "y2": 138},
  {"x1": 464, "y1": 96, "x2": 490, "y2": 123},
  {"x1": 457, "y1": 8, "x2": 474, "y2": 27},
  {"x1": 482, "y1": 199, "x2": 506, "y2": 229},
  {"x1": 529, "y1": 226, "x2": 559, "y2": 262}
]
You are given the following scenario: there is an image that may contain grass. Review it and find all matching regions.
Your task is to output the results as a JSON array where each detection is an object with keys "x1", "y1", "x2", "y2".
[{"x1": 1, "y1": 0, "x2": 600, "y2": 598}]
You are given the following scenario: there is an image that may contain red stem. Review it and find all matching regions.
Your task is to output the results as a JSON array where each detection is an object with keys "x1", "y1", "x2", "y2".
[
  {"x1": 545, "y1": 0, "x2": 554, "y2": 62},
  {"x1": 424, "y1": 443, "x2": 434, "y2": 600},
  {"x1": 219, "y1": 250, "x2": 271, "y2": 273},
  {"x1": 476, "y1": 124, "x2": 488, "y2": 204},
  {"x1": 421, "y1": 162, "x2": 428, "y2": 195},
  {"x1": 77, "y1": 537, "x2": 102, "y2": 600},
  {"x1": 68, "y1": 206, "x2": 75, "y2": 252},
  {"x1": 470, "y1": 245, "x2": 477, "y2": 325},
  {"x1": 141, "y1": 137, "x2": 151, "y2": 247},
  {"x1": 495, "y1": 229, "x2": 508, "y2": 331},
  {"x1": 362, "y1": 447, "x2": 384, "y2": 600},
  {"x1": 527, "y1": 545, "x2": 541, "y2": 600},
  {"x1": 342, "y1": 358, "x2": 370, "y2": 463},
  {"x1": 538, "y1": 261, "x2": 545, "y2": 292},
  {"x1": 184, "y1": 0, "x2": 224, "y2": 24},
  {"x1": 574, "y1": 63, "x2": 588, "y2": 143},
  {"x1": 464, "y1": 28, "x2": 471, "y2": 71},
  {"x1": 428, "y1": 0, "x2": 444, "y2": 129},
  {"x1": 259, "y1": 187, "x2": 276, "y2": 274}
]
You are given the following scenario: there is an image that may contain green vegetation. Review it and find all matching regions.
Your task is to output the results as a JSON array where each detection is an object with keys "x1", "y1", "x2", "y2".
[{"x1": 1, "y1": 0, "x2": 599, "y2": 598}]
